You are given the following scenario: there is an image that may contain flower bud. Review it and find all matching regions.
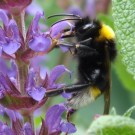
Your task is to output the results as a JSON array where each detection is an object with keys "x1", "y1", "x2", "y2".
[{"x1": 0, "y1": 0, "x2": 32, "y2": 15}]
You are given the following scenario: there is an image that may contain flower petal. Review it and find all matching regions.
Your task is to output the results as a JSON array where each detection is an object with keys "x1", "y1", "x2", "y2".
[
  {"x1": 27, "y1": 1, "x2": 43, "y2": 16},
  {"x1": 48, "y1": 65, "x2": 71, "y2": 88},
  {"x1": 45, "y1": 104, "x2": 66, "y2": 133},
  {"x1": 8, "y1": 19, "x2": 21, "y2": 42},
  {"x1": 30, "y1": 55, "x2": 48, "y2": 70},
  {"x1": 0, "y1": 9, "x2": 9, "y2": 26},
  {"x1": 60, "y1": 122, "x2": 77, "y2": 134},
  {"x1": 0, "y1": 121, "x2": 3, "y2": 128},
  {"x1": 59, "y1": 45, "x2": 69, "y2": 52},
  {"x1": 0, "y1": 73, "x2": 11, "y2": 91},
  {"x1": 4, "y1": 108, "x2": 16, "y2": 121},
  {"x1": 0, "y1": 106, "x2": 4, "y2": 116},
  {"x1": 85, "y1": 0, "x2": 96, "y2": 19},
  {"x1": 50, "y1": 21, "x2": 74, "y2": 38},
  {"x1": 23, "y1": 122, "x2": 33, "y2": 135},
  {"x1": 27, "y1": 68, "x2": 36, "y2": 88},
  {"x1": 31, "y1": 12, "x2": 45, "y2": 34},
  {"x1": 29, "y1": 36, "x2": 51, "y2": 52},
  {"x1": 40, "y1": 66, "x2": 48, "y2": 80},
  {"x1": 3, "y1": 41, "x2": 21, "y2": 55},
  {"x1": 61, "y1": 92, "x2": 72, "y2": 99},
  {"x1": 26, "y1": 12, "x2": 45, "y2": 42},
  {"x1": 67, "y1": 6, "x2": 83, "y2": 17},
  {"x1": 2, "y1": 124, "x2": 14, "y2": 135},
  {"x1": 0, "y1": 58, "x2": 8, "y2": 76},
  {"x1": 0, "y1": 28, "x2": 6, "y2": 42},
  {"x1": 8, "y1": 60, "x2": 17, "y2": 79},
  {"x1": 0, "y1": 46, "x2": 2, "y2": 56},
  {"x1": 28, "y1": 87, "x2": 46, "y2": 101}
]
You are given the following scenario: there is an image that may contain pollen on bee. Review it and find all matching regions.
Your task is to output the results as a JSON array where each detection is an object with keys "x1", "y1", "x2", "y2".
[
  {"x1": 76, "y1": 44, "x2": 80, "y2": 48},
  {"x1": 89, "y1": 87, "x2": 101, "y2": 99}
]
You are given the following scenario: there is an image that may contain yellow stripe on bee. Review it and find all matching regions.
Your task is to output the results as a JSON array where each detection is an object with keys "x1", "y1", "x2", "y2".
[
  {"x1": 89, "y1": 87, "x2": 101, "y2": 99},
  {"x1": 97, "y1": 24, "x2": 115, "y2": 41}
]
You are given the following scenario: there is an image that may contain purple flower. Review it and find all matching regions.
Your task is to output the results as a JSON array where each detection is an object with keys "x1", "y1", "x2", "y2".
[
  {"x1": 0, "y1": 105, "x2": 23, "y2": 135},
  {"x1": 85, "y1": 0, "x2": 96, "y2": 18},
  {"x1": 0, "y1": 124, "x2": 14, "y2": 135},
  {"x1": 44, "y1": 104, "x2": 76, "y2": 134},
  {"x1": 29, "y1": 35, "x2": 51, "y2": 52},
  {"x1": 23, "y1": 122, "x2": 34, "y2": 135},
  {"x1": 23, "y1": 12, "x2": 74, "y2": 61},
  {"x1": 26, "y1": 0, "x2": 43, "y2": 16},
  {"x1": 0, "y1": 10, "x2": 21, "y2": 56},
  {"x1": 47, "y1": 65, "x2": 71, "y2": 89},
  {"x1": 50, "y1": 21, "x2": 74, "y2": 38},
  {"x1": 26, "y1": 68, "x2": 46, "y2": 101},
  {"x1": 45, "y1": 104, "x2": 66, "y2": 134},
  {"x1": 0, "y1": 73, "x2": 11, "y2": 96},
  {"x1": 48, "y1": 18, "x2": 74, "y2": 53},
  {"x1": 27, "y1": 65, "x2": 71, "y2": 101},
  {"x1": 0, "y1": 105, "x2": 23, "y2": 122},
  {"x1": 46, "y1": 65, "x2": 72, "y2": 99},
  {"x1": 0, "y1": 0, "x2": 32, "y2": 15},
  {"x1": 66, "y1": 5, "x2": 83, "y2": 17},
  {"x1": 30, "y1": 55, "x2": 49, "y2": 80},
  {"x1": 0, "y1": 107, "x2": 33, "y2": 135},
  {"x1": 0, "y1": 58, "x2": 17, "y2": 84},
  {"x1": 27, "y1": 12, "x2": 52, "y2": 52},
  {"x1": 60, "y1": 122, "x2": 77, "y2": 134}
]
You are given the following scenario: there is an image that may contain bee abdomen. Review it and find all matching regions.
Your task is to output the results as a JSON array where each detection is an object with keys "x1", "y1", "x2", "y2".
[{"x1": 66, "y1": 87, "x2": 101, "y2": 109}]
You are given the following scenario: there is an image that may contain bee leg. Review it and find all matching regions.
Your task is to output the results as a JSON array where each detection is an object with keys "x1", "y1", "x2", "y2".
[
  {"x1": 104, "y1": 91, "x2": 110, "y2": 114},
  {"x1": 46, "y1": 83, "x2": 90, "y2": 97},
  {"x1": 78, "y1": 37, "x2": 92, "y2": 44},
  {"x1": 75, "y1": 44, "x2": 98, "y2": 57},
  {"x1": 66, "y1": 109, "x2": 76, "y2": 122},
  {"x1": 63, "y1": 28, "x2": 71, "y2": 32},
  {"x1": 61, "y1": 34, "x2": 75, "y2": 38}
]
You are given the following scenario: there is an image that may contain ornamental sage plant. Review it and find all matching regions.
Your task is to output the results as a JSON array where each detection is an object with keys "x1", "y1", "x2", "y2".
[{"x1": 0, "y1": 1, "x2": 76, "y2": 135}]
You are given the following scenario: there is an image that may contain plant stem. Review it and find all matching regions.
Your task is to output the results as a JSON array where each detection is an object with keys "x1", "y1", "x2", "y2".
[
  {"x1": 13, "y1": 10, "x2": 26, "y2": 41},
  {"x1": 24, "y1": 113, "x2": 34, "y2": 130},
  {"x1": 16, "y1": 58, "x2": 28, "y2": 94},
  {"x1": 13, "y1": 10, "x2": 28, "y2": 94},
  {"x1": 13, "y1": 10, "x2": 34, "y2": 130}
]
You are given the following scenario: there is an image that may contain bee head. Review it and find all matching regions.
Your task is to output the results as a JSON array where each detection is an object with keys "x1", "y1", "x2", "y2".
[{"x1": 75, "y1": 17, "x2": 101, "y2": 41}]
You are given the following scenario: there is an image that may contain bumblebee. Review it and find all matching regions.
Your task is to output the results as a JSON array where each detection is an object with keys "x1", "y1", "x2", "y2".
[{"x1": 46, "y1": 14, "x2": 117, "y2": 114}]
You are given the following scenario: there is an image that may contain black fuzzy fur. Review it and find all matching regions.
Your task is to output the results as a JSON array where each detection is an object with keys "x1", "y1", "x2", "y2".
[
  {"x1": 74, "y1": 17, "x2": 117, "y2": 93},
  {"x1": 46, "y1": 17, "x2": 117, "y2": 100}
]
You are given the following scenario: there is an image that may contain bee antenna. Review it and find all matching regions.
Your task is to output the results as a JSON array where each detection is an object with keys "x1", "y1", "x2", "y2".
[
  {"x1": 51, "y1": 18, "x2": 82, "y2": 27},
  {"x1": 48, "y1": 14, "x2": 81, "y2": 19}
]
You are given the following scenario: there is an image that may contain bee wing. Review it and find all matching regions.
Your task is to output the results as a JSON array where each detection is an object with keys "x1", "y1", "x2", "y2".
[{"x1": 103, "y1": 45, "x2": 111, "y2": 114}]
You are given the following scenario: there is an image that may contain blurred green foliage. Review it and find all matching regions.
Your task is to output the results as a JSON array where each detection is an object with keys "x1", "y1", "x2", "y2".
[
  {"x1": 87, "y1": 115, "x2": 135, "y2": 135},
  {"x1": 112, "y1": 0, "x2": 135, "y2": 79},
  {"x1": 30, "y1": 0, "x2": 135, "y2": 134}
]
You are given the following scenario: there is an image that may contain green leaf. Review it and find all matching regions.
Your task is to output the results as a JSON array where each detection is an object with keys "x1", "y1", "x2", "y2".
[
  {"x1": 124, "y1": 106, "x2": 135, "y2": 117},
  {"x1": 112, "y1": 0, "x2": 135, "y2": 78},
  {"x1": 113, "y1": 55, "x2": 135, "y2": 91},
  {"x1": 86, "y1": 116, "x2": 135, "y2": 135}
]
